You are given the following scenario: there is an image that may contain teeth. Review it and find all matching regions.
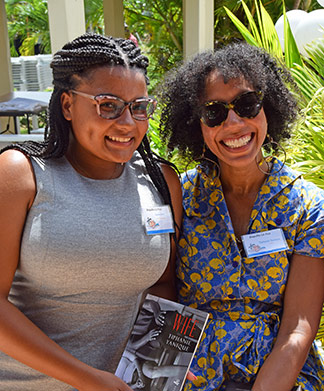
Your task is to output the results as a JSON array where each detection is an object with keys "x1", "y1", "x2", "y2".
[
  {"x1": 108, "y1": 136, "x2": 131, "y2": 143},
  {"x1": 223, "y1": 135, "x2": 251, "y2": 149}
]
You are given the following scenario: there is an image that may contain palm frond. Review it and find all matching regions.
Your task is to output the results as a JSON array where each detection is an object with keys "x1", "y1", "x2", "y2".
[
  {"x1": 283, "y1": 7, "x2": 303, "y2": 68},
  {"x1": 224, "y1": 6, "x2": 259, "y2": 46}
]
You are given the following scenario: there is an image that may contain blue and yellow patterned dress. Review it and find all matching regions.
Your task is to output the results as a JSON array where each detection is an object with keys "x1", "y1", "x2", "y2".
[{"x1": 177, "y1": 159, "x2": 324, "y2": 390}]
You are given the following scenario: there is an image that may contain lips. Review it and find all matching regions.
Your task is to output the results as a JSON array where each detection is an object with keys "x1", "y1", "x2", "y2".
[{"x1": 222, "y1": 134, "x2": 252, "y2": 149}]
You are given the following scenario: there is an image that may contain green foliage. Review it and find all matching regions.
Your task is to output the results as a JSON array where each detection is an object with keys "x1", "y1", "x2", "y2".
[
  {"x1": 147, "y1": 112, "x2": 168, "y2": 159},
  {"x1": 84, "y1": 0, "x2": 105, "y2": 34},
  {"x1": 148, "y1": 110, "x2": 191, "y2": 173},
  {"x1": 5, "y1": 0, "x2": 51, "y2": 56},
  {"x1": 215, "y1": 0, "x2": 321, "y2": 47},
  {"x1": 226, "y1": 0, "x2": 324, "y2": 346},
  {"x1": 123, "y1": 0, "x2": 183, "y2": 93},
  {"x1": 282, "y1": 7, "x2": 303, "y2": 68},
  {"x1": 224, "y1": 1, "x2": 292, "y2": 63},
  {"x1": 286, "y1": 60, "x2": 324, "y2": 190},
  {"x1": 286, "y1": 38, "x2": 324, "y2": 191}
]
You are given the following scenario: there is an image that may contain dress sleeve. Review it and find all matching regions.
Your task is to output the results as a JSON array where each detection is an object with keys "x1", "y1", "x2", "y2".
[{"x1": 293, "y1": 181, "x2": 324, "y2": 258}]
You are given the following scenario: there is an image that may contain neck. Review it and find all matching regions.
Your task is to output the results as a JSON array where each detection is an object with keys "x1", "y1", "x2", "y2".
[
  {"x1": 66, "y1": 151, "x2": 124, "y2": 180},
  {"x1": 220, "y1": 158, "x2": 269, "y2": 197}
]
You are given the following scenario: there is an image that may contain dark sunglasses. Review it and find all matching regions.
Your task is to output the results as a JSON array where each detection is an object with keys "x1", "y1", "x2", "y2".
[
  {"x1": 71, "y1": 90, "x2": 157, "y2": 121},
  {"x1": 200, "y1": 90, "x2": 264, "y2": 127}
]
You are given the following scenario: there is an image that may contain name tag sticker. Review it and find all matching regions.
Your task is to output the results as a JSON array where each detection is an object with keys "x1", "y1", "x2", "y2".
[
  {"x1": 143, "y1": 206, "x2": 175, "y2": 235},
  {"x1": 241, "y1": 228, "x2": 288, "y2": 258}
]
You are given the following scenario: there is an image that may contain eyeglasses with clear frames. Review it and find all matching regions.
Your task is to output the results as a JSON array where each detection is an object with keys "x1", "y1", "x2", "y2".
[{"x1": 71, "y1": 90, "x2": 157, "y2": 121}]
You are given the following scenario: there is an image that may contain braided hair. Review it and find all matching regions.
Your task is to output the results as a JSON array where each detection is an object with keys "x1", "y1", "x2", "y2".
[
  {"x1": 45, "y1": 33, "x2": 150, "y2": 158},
  {"x1": 1, "y1": 33, "x2": 175, "y2": 226}
]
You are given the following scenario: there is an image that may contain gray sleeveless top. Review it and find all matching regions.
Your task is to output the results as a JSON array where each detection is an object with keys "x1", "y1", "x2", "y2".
[{"x1": 0, "y1": 152, "x2": 170, "y2": 390}]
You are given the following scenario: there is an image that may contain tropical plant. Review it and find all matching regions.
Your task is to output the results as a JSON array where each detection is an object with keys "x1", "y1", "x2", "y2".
[
  {"x1": 225, "y1": 0, "x2": 324, "y2": 347},
  {"x1": 84, "y1": 0, "x2": 105, "y2": 34},
  {"x1": 214, "y1": 0, "x2": 321, "y2": 48},
  {"x1": 123, "y1": 0, "x2": 183, "y2": 93},
  {"x1": 147, "y1": 110, "x2": 190, "y2": 173},
  {"x1": 5, "y1": 0, "x2": 50, "y2": 56},
  {"x1": 5, "y1": 0, "x2": 109, "y2": 56}
]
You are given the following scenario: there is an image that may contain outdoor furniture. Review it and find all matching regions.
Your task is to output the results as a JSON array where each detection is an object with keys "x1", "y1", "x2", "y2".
[
  {"x1": 0, "y1": 133, "x2": 45, "y2": 150},
  {"x1": 0, "y1": 91, "x2": 51, "y2": 134}
]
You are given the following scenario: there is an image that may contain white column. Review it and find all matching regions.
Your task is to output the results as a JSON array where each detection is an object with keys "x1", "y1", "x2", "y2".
[
  {"x1": 0, "y1": 0, "x2": 14, "y2": 132},
  {"x1": 102, "y1": 0, "x2": 125, "y2": 38},
  {"x1": 0, "y1": 0, "x2": 12, "y2": 97},
  {"x1": 47, "y1": 0, "x2": 86, "y2": 54},
  {"x1": 183, "y1": 0, "x2": 214, "y2": 59}
]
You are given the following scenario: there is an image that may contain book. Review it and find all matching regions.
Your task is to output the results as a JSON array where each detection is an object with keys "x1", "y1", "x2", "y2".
[
  {"x1": 224, "y1": 381, "x2": 252, "y2": 390},
  {"x1": 115, "y1": 294, "x2": 209, "y2": 391}
]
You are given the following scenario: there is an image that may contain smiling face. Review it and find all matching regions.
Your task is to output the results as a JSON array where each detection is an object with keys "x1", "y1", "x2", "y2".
[
  {"x1": 61, "y1": 65, "x2": 149, "y2": 176},
  {"x1": 200, "y1": 70, "x2": 268, "y2": 172}
]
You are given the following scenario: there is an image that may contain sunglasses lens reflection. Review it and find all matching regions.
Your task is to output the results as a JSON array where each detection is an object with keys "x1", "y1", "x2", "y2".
[
  {"x1": 203, "y1": 103, "x2": 228, "y2": 127},
  {"x1": 235, "y1": 93, "x2": 262, "y2": 118}
]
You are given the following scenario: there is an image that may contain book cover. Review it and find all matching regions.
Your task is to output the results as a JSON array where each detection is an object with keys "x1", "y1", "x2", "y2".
[
  {"x1": 223, "y1": 381, "x2": 252, "y2": 390},
  {"x1": 115, "y1": 294, "x2": 209, "y2": 391}
]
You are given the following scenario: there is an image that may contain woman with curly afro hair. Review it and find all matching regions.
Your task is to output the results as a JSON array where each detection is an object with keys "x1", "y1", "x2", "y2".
[{"x1": 158, "y1": 42, "x2": 324, "y2": 390}]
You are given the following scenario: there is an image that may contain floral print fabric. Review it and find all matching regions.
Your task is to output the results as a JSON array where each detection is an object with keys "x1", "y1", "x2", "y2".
[{"x1": 177, "y1": 159, "x2": 324, "y2": 390}]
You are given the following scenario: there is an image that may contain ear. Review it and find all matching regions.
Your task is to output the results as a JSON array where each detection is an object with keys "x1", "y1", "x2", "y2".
[{"x1": 61, "y1": 91, "x2": 73, "y2": 121}]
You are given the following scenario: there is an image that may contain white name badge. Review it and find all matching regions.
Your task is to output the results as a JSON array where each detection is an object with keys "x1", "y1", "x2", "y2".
[
  {"x1": 241, "y1": 228, "x2": 289, "y2": 258},
  {"x1": 142, "y1": 206, "x2": 175, "y2": 235}
]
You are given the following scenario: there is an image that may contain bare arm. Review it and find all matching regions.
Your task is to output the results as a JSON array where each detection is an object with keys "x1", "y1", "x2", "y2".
[
  {"x1": 142, "y1": 168, "x2": 199, "y2": 382},
  {"x1": 146, "y1": 164, "x2": 183, "y2": 301},
  {"x1": 252, "y1": 253, "x2": 324, "y2": 391},
  {"x1": 0, "y1": 150, "x2": 132, "y2": 391}
]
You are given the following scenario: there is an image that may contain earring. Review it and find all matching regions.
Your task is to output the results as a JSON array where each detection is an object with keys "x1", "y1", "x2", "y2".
[
  {"x1": 256, "y1": 135, "x2": 286, "y2": 175},
  {"x1": 201, "y1": 144, "x2": 219, "y2": 166},
  {"x1": 196, "y1": 144, "x2": 220, "y2": 185}
]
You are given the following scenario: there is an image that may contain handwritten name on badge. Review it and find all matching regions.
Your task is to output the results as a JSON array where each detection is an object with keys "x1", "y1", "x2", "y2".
[
  {"x1": 142, "y1": 205, "x2": 175, "y2": 235},
  {"x1": 241, "y1": 228, "x2": 289, "y2": 258}
]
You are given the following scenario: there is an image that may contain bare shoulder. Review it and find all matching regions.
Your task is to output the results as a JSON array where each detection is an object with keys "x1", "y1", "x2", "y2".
[
  {"x1": 161, "y1": 164, "x2": 182, "y2": 199},
  {"x1": 161, "y1": 164, "x2": 181, "y2": 191},
  {"x1": 0, "y1": 149, "x2": 36, "y2": 207},
  {"x1": 0, "y1": 150, "x2": 36, "y2": 296}
]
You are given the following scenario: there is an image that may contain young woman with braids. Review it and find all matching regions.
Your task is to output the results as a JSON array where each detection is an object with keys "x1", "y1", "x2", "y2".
[
  {"x1": 0, "y1": 33, "x2": 182, "y2": 390},
  {"x1": 158, "y1": 42, "x2": 324, "y2": 390}
]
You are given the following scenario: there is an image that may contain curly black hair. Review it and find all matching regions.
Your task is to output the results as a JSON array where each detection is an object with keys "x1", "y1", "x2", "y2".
[{"x1": 158, "y1": 42, "x2": 299, "y2": 161}]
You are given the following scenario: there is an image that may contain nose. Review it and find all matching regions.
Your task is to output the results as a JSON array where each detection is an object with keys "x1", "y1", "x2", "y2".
[
  {"x1": 223, "y1": 108, "x2": 244, "y2": 127},
  {"x1": 115, "y1": 105, "x2": 136, "y2": 127}
]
